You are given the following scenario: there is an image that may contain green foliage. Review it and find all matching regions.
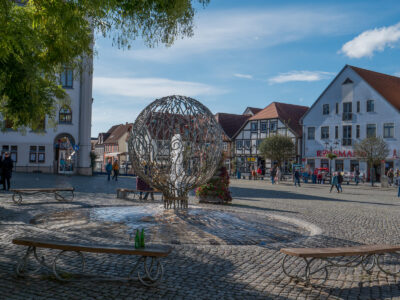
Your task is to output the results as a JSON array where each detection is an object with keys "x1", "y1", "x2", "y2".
[
  {"x1": 258, "y1": 135, "x2": 295, "y2": 167},
  {"x1": 354, "y1": 137, "x2": 389, "y2": 167},
  {"x1": 325, "y1": 152, "x2": 337, "y2": 160},
  {"x1": 0, "y1": 0, "x2": 209, "y2": 130},
  {"x1": 90, "y1": 151, "x2": 98, "y2": 171}
]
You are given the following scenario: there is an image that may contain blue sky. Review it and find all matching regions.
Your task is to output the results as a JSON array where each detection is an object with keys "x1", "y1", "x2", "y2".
[{"x1": 91, "y1": 0, "x2": 400, "y2": 136}]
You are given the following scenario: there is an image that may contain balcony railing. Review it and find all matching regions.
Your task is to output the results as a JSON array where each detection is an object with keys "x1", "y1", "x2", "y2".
[
  {"x1": 342, "y1": 138, "x2": 352, "y2": 146},
  {"x1": 342, "y1": 112, "x2": 352, "y2": 121}
]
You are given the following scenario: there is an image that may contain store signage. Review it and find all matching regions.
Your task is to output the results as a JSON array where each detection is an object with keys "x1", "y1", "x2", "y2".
[
  {"x1": 316, "y1": 150, "x2": 354, "y2": 158},
  {"x1": 247, "y1": 157, "x2": 256, "y2": 162}
]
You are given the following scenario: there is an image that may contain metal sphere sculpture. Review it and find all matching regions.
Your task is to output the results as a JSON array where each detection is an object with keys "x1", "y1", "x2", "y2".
[{"x1": 128, "y1": 95, "x2": 223, "y2": 209}]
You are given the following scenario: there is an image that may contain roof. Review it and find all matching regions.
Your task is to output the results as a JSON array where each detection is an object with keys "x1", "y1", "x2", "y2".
[
  {"x1": 349, "y1": 65, "x2": 400, "y2": 111},
  {"x1": 104, "y1": 123, "x2": 133, "y2": 144},
  {"x1": 243, "y1": 107, "x2": 262, "y2": 115},
  {"x1": 249, "y1": 102, "x2": 309, "y2": 136},
  {"x1": 215, "y1": 113, "x2": 251, "y2": 140}
]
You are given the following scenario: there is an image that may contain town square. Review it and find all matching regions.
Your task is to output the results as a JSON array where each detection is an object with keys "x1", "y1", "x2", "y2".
[{"x1": 2, "y1": 0, "x2": 400, "y2": 299}]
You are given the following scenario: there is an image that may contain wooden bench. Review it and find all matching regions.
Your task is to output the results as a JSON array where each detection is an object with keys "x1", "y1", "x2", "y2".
[
  {"x1": 13, "y1": 237, "x2": 171, "y2": 286},
  {"x1": 116, "y1": 188, "x2": 163, "y2": 201},
  {"x1": 281, "y1": 245, "x2": 400, "y2": 285},
  {"x1": 10, "y1": 187, "x2": 74, "y2": 205}
]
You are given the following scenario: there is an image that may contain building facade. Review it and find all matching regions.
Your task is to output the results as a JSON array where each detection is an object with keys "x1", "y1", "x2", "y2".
[
  {"x1": 0, "y1": 64, "x2": 93, "y2": 175},
  {"x1": 302, "y1": 65, "x2": 400, "y2": 178},
  {"x1": 234, "y1": 102, "x2": 308, "y2": 175}
]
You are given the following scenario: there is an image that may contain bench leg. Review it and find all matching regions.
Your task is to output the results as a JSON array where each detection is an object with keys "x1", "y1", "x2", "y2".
[
  {"x1": 16, "y1": 246, "x2": 50, "y2": 276},
  {"x1": 12, "y1": 192, "x2": 22, "y2": 205},
  {"x1": 130, "y1": 256, "x2": 164, "y2": 286},
  {"x1": 282, "y1": 255, "x2": 328, "y2": 286}
]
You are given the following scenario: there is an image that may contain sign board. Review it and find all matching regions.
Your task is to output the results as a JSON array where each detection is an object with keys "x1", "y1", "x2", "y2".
[
  {"x1": 247, "y1": 157, "x2": 256, "y2": 162},
  {"x1": 73, "y1": 144, "x2": 79, "y2": 151}
]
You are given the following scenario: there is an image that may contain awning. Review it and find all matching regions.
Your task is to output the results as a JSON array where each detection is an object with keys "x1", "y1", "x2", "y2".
[{"x1": 105, "y1": 152, "x2": 122, "y2": 157}]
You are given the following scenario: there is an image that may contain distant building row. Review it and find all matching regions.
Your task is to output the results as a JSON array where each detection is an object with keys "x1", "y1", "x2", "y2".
[{"x1": 216, "y1": 65, "x2": 400, "y2": 178}]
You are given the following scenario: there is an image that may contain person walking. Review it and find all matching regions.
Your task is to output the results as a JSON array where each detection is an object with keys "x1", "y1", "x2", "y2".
[
  {"x1": 112, "y1": 159, "x2": 119, "y2": 181},
  {"x1": 2, "y1": 152, "x2": 13, "y2": 191},
  {"x1": 330, "y1": 172, "x2": 339, "y2": 193},
  {"x1": 337, "y1": 172, "x2": 343, "y2": 192},
  {"x1": 270, "y1": 167, "x2": 276, "y2": 184},
  {"x1": 294, "y1": 169, "x2": 301, "y2": 187},
  {"x1": 275, "y1": 167, "x2": 281, "y2": 184},
  {"x1": 105, "y1": 159, "x2": 113, "y2": 181},
  {"x1": 388, "y1": 168, "x2": 394, "y2": 186},
  {"x1": 354, "y1": 168, "x2": 360, "y2": 186}
]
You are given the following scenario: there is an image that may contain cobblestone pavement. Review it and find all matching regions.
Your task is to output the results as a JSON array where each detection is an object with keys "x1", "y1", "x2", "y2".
[{"x1": 1, "y1": 173, "x2": 400, "y2": 299}]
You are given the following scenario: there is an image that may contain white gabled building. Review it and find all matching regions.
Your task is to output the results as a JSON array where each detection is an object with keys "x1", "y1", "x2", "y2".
[
  {"x1": 0, "y1": 63, "x2": 93, "y2": 175},
  {"x1": 302, "y1": 65, "x2": 400, "y2": 179}
]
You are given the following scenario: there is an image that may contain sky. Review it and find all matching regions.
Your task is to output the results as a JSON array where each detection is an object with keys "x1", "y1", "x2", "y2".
[{"x1": 91, "y1": 0, "x2": 400, "y2": 136}]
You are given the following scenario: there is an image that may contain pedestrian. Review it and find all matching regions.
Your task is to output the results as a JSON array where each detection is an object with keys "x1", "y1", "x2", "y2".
[
  {"x1": 105, "y1": 159, "x2": 112, "y2": 181},
  {"x1": 388, "y1": 168, "x2": 394, "y2": 186},
  {"x1": 2, "y1": 152, "x2": 13, "y2": 191},
  {"x1": 294, "y1": 169, "x2": 301, "y2": 187},
  {"x1": 330, "y1": 172, "x2": 339, "y2": 193},
  {"x1": 275, "y1": 167, "x2": 281, "y2": 184},
  {"x1": 317, "y1": 172, "x2": 322, "y2": 184},
  {"x1": 354, "y1": 168, "x2": 360, "y2": 185},
  {"x1": 257, "y1": 166, "x2": 262, "y2": 179},
  {"x1": 251, "y1": 167, "x2": 257, "y2": 180},
  {"x1": 270, "y1": 167, "x2": 276, "y2": 184},
  {"x1": 337, "y1": 172, "x2": 343, "y2": 192},
  {"x1": 112, "y1": 159, "x2": 119, "y2": 181}
]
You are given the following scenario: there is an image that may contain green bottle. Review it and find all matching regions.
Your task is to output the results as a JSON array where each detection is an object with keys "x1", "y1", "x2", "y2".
[
  {"x1": 140, "y1": 228, "x2": 145, "y2": 248},
  {"x1": 135, "y1": 229, "x2": 140, "y2": 249}
]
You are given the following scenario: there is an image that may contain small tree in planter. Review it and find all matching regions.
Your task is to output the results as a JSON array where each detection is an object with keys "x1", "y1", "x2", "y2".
[{"x1": 195, "y1": 158, "x2": 232, "y2": 204}]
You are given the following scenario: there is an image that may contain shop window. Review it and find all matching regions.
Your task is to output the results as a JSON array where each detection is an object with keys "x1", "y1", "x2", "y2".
[
  {"x1": 307, "y1": 159, "x2": 315, "y2": 170},
  {"x1": 383, "y1": 123, "x2": 394, "y2": 138},
  {"x1": 335, "y1": 160, "x2": 344, "y2": 171},
  {"x1": 29, "y1": 146, "x2": 37, "y2": 162},
  {"x1": 11, "y1": 145, "x2": 17, "y2": 162},
  {"x1": 366, "y1": 124, "x2": 376, "y2": 138},
  {"x1": 350, "y1": 160, "x2": 359, "y2": 172},
  {"x1": 59, "y1": 106, "x2": 72, "y2": 124},
  {"x1": 321, "y1": 159, "x2": 329, "y2": 169},
  {"x1": 38, "y1": 146, "x2": 45, "y2": 163},
  {"x1": 307, "y1": 127, "x2": 315, "y2": 140}
]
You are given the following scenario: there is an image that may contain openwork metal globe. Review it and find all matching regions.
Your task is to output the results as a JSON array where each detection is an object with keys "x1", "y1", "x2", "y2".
[{"x1": 128, "y1": 95, "x2": 223, "y2": 209}]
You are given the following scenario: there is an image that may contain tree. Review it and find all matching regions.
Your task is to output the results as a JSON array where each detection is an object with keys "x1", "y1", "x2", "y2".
[
  {"x1": 353, "y1": 137, "x2": 389, "y2": 185},
  {"x1": 0, "y1": 0, "x2": 209, "y2": 130},
  {"x1": 258, "y1": 135, "x2": 295, "y2": 168}
]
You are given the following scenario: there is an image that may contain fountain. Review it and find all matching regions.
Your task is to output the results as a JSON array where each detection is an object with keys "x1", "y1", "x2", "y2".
[{"x1": 128, "y1": 95, "x2": 223, "y2": 209}]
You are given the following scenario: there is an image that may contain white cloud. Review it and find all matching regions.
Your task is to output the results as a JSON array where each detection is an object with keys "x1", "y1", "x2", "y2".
[
  {"x1": 268, "y1": 71, "x2": 334, "y2": 84},
  {"x1": 394, "y1": 72, "x2": 400, "y2": 77},
  {"x1": 234, "y1": 73, "x2": 253, "y2": 79},
  {"x1": 125, "y1": 8, "x2": 351, "y2": 62},
  {"x1": 340, "y1": 22, "x2": 400, "y2": 58},
  {"x1": 93, "y1": 76, "x2": 226, "y2": 99}
]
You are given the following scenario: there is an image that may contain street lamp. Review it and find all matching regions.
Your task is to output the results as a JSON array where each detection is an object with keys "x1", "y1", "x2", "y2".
[{"x1": 324, "y1": 140, "x2": 340, "y2": 175}]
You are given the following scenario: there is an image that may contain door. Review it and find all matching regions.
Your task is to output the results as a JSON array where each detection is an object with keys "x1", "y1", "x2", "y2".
[{"x1": 58, "y1": 150, "x2": 74, "y2": 174}]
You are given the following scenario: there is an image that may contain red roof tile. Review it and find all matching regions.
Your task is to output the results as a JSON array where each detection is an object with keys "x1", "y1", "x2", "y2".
[
  {"x1": 249, "y1": 102, "x2": 308, "y2": 136},
  {"x1": 215, "y1": 113, "x2": 251, "y2": 139},
  {"x1": 350, "y1": 65, "x2": 400, "y2": 110}
]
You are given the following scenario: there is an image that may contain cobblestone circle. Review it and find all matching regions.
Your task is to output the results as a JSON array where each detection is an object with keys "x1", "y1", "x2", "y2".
[{"x1": 1, "y1": 173, "x2": 400, "y2": 299}]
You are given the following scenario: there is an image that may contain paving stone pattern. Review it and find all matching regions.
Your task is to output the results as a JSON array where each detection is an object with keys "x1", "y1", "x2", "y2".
[{"x1": 1, "y1": 173, "x2": 400, "y2": 299}]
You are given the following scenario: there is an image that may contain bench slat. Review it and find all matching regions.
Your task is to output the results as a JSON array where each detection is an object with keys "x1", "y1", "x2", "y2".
[
  {"x1": 11, "y1": 188, "x2": 74, "y2": 192},
  {"x1": 13, "y1": 237, "x2": 171, "y2": 257},
  {"x1": 117, "y1": 188, "x2": 161, "y2": 193},
  {"x1": 281, "y1": 245, "x2": 400, "y2": 258}
]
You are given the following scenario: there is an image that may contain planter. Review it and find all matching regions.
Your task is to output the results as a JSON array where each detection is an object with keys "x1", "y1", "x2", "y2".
[{"x1": 198, "y1": 196, "x2": 224, "y2": 204}]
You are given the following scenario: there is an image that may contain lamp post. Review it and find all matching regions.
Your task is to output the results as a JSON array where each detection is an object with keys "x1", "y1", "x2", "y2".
[{"x1": 324, "y1": 140, "x2": 340, "y2": 176}]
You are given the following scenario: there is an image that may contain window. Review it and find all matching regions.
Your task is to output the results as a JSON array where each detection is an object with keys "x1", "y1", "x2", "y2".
[
  {"x1": 335, "y1": 160, "x2": 344, "y2": 171},
  {"x1": 11, "y1": 145, "x2": 17, "y2": 162},
  {"x1": 256, "y1": 139, "x2": 262, "y2": 148},
  {"x1": 59, "y1": 106, "x2": 72, "y2": 124},
  {"x1": 29, "y1": 146, "x2": 37, "y2": 163},
  {"x1": 260, "y1": 122, "x2": 267, "y2": 132},
  {"x1": 244, "y1": 140, "x2": 251, "y2": 149},
  {"x1": 236, "y1": 140, "x2": 243, "y2": 150},
  {"x1": 342, "y1": 125, "x2": 352, "y2": 145},
  {"x1": 2, "y1": 145, "x2": 9, "y2": 154},
  {"x1": 223, "y1": 142, "x2": 228, "y2": 151},
  {"x1": 384, "y1": 123, "x2": 394, "y2": 138},
  {"x1": 307, "y1": 127, "x2": 315, "y2": 140},
  {"x1": 60, "y1": 68, "x2": 73, "y2": 88},
  {"x1": 270, "y1": 121, "x2": 277, "y2": 131},
  {"x1": 357, "y1": 101, "x2": 360, "y2": 113},
  {"x1": 367, "y1": 124, "x2": 376, "y2": 138},
  {"x1": 321, "y1": 159, "x2": 329, "y2": 169},
  {"x1": 356, "y1": 125, "x2": 360, "y2": 138},
  {"x1": 38, "y1": 146, "x2": 45, "y2": 163},
  {"x1": 335, "y1": 103, "x2": 339, "y2": 114},
  {"x1": 366, "y1": 100, "x2": 374, "y2": 112},
  {"x1": 342, "y1": 102, "x2": 352, "y2": 121},
  {"x1": 323, "y1": 104, "x2": 330, "y2": 115},
  {"x1": 321, "y1": 126, "x2": 329, "y2": 139},
  {"x1": 250, "y1": 122, "x2": 258, "y2": 132}
]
